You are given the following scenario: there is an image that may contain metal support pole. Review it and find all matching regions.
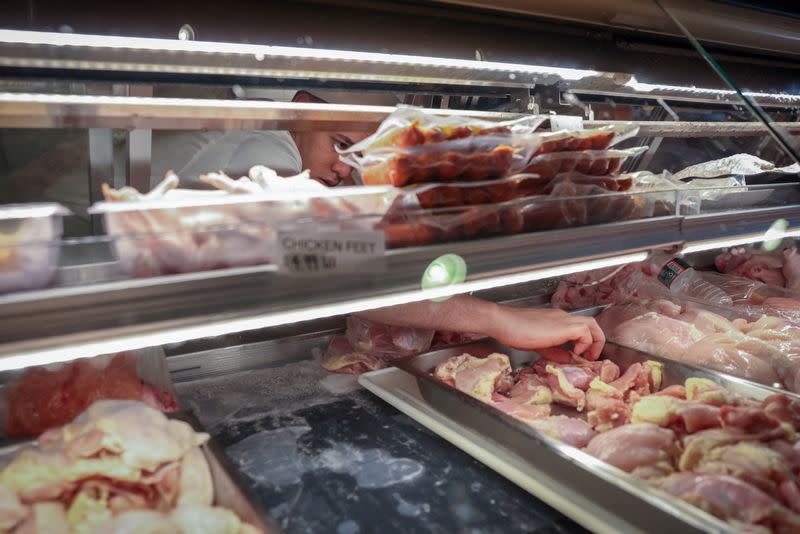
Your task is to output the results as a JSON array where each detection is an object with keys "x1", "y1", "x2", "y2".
[{"x1": 126, "y1": 85, "x2": 153, "y2": 191}]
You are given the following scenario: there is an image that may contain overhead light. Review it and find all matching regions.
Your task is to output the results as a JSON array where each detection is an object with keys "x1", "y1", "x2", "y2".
[
  {"x1": 0, "y1": 29, "x2": 599, "y2": 80},
  {"x1": 0, "y1": 252, "x2": 647, "y2": 372},
  {"x1": 682, "y1": 226, "x2": 800, "y2": 254}
]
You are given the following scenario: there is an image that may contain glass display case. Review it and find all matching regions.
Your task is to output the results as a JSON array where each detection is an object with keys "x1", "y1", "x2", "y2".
[{"x1": 0, "y1": 1, "x2": 799, "y2": 532}]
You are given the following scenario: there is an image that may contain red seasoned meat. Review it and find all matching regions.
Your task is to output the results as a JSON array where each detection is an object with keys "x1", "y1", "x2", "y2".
[{"x1": 5, "y1": 353, "x2": 178, "y2": 438}]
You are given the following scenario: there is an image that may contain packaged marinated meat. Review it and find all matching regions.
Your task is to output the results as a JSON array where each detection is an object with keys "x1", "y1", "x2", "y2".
[
  {"x1": 534, "y1": 123, "x2": 639, "y2": 154},
  {"x1": 405, "y1": 171, "x2": 637, "y2": 210},
  {"x1": 339, "y1": 106, "x2": 547, "y2": 154},
  {"x1": 90, "y1": 170, "x2": 398, "y2": 277},
  {"x1": 344, "y1": 109, "x2": 640, "y2": 187},
  {"x1": 346, "y1": 135, "x2": 537, "y2": 186},
  {"x1": 406, "y1": 174, "x2": 550, "y2": 209},
  {"x1": 521, "y1": 146, "x2": 649, "y2": 180},
  {"x1": 0, "y1": 203, "x2": 68, "y2": 294},
  {"x1": 3, "y1": 348, "x2": 179, "y2": 438},
  {"x1": 376, "y1": 190, "x2": 659, "y2": 248}
]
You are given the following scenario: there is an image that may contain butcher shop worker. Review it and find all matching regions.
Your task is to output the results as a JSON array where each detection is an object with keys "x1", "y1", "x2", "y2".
[
  {"x1": 150, "y1": 88, "x2": 389, "y2": 188},
  {"x1": 151, "y1": 89, "x2": 607, "y2": 360}
]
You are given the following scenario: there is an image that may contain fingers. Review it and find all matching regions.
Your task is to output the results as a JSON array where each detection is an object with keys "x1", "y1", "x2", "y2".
[
  {"x1": 566, "y1": 322, "x2": 593, "y2": 357},
  {"x1": 566, "y1": 317, "x2": 605, "y2": 360},
  {"x1": 537, "y1": 347, "x2": 573, "y2": 363}
]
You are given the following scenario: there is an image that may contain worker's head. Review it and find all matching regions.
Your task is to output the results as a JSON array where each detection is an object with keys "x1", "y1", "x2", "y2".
[{"x1": 289, "y1": 90, "x2": 398, "y2": 187}]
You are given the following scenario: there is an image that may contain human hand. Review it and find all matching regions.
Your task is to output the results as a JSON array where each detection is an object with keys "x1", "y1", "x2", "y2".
[{"x1": 485, "y1": 306, "x2": 605, "y2": 361}]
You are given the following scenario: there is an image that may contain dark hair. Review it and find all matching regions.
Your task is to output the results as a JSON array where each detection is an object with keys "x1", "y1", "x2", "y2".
[{"x1": 292, "y1": 90, "x2": 327, "y2": 104}]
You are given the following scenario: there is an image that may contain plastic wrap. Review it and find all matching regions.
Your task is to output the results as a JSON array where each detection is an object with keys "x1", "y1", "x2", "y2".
[
  {"x1": 369, "y1": 186, "x2": 665, "y2": 248},
  {"x1": 345, "y1": 315, "x2": 435, "y2": 359},
  {"x1": 347, "y1": 136, "x2": 534, "y2": 186},
  {"x1": 342, "y1": 108, "x2": 638, "y2": 187},
  {"x1": 521, "y1": 146, "x2": 648, "y2": 180},
  {"x1": 534, "y1": 123, "x2": 639, "y2": 153},
  {"x1": 597, "y1": 300, "x2": 786, "y2": 389},
  {"x1": 0, "y1": 204, "x2": 68, "y2": 294},
  {"x1": 340, "y1": 107, "x2": 547, "y2": 154},
  {"x1": 406, "y1": 171, "x2": 636, "y2": 210},
  {"x1": 673, "y1": 154, "x2": 798, "y2": 180},
  {"x1": 91, "y1": 176, "x2": 399, "y2": 277},
  {"x1": 322, "y1": 316, "x2": 436, "y2": 375}
]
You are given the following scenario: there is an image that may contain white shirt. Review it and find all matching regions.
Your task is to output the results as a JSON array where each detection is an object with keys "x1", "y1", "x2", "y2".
[{"x1": 150, "y1": 130, "x2": 303, "y2": 188}]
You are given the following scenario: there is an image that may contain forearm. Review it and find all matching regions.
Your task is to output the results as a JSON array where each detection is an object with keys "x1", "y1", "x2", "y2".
[{"x1": 356, "y1": 295, "x2": 500, "y2": 335}]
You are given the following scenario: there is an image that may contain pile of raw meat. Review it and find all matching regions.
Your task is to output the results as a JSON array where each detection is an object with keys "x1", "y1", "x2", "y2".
[
  {"x1": 0, "y1": 400, "x2": 262, "y2": 534},
  {"x1": 551, "y1": 245, "x2": 800, "y2": 312},
  {"x1": 4, "y1": 352, "x2": 179, "y2": 438},
  {"x1": 716, "y1": 245, "x2": 800, "y2": 292},
  {"x1": 432, "y1": 351, "x2": 800, "y2": 532},
  {"x1": 432, "y1": 351, "x2": 662, "y2": 446},
  {"x1": 596, "y1": 299, "x2": 800, "y2": 392}
]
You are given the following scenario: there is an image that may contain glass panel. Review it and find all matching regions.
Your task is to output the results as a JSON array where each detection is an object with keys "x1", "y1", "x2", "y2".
[{"x1": 654, "y1": 0, "x2": 800, "y2": 168}]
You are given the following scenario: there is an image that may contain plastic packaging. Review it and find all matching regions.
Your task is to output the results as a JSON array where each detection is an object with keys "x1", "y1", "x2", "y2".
[
  {"x1": 674, "y1": 154, "x2": 785, "y2": 180},
  {"x1": 0, "y1": 203, "x2": 68, "y2": 294},
  {"x1": 345, "y1": 315, "x2": 435, "y2": 359},
  {"x1": 339, "y1": 106, "x2": 547, "y2": 155},
  {"x1": 596, "y1": 300, "x2": 784, "y2": 388},
  {"x1": 644, "y1": 253, "x2": 733, "y2": 306},
  {"x1": 342, "y1": 108, "x2": 639, "y2": 187},
  {"x1": 405, "y1": 171, "x2": 637, "y2": 210},
  {"x1": 322, "y1": 316, "x2": 436, "y2": 375},
  {"x1": 91, "y1": 181, "x2": 399, "y2": 277},
  {"x1": 533, "y1": 123, "x2": 640, "y2": 154},
  {"x1": 293, "y1": 185, "x2": 669, "y2": 249},
  {"x1": 521, "y1": 146, "x2": 649, "y2": 180},
  {"x1": 346, "y1": 136, "x2": 535, "y2": 186}
]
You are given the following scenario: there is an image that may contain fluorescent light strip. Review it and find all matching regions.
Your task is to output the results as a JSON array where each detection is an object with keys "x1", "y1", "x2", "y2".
[
  {"x1": 0, "y1": 252, "x2": 647, "y2": 372},
  {"x1": 682, "y1": 229, "x2": 800, "y2": 254},
  {"x1": 0, "y1": 93, "x2": 521, "y2": 121},
  {"x1": 0, "y1": 29, "x2": 600, "y2": 81},
  {"x1": 624, "y1": 78, "x2": 800, "y2": 102}
]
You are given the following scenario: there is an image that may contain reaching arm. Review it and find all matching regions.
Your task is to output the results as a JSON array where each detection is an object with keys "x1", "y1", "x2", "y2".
[{"x1": 356, "y1": 295, "x2": 606, "y2": 360}]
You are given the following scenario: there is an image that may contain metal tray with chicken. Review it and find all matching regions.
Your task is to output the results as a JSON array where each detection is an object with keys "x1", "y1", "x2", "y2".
[
  {"x1": 392, "y1": 336, "x2": 800, "y2": 533},
  {"x1": 0, "y1": 400, "x2": 277, "y2": 534}
]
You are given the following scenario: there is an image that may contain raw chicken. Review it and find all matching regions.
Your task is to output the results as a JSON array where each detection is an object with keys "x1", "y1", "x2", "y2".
[
  {"x1": 632, "y1": 396, "x2": 722, "y2": 434},
  {"x1": 585, "y1": 423, "x2": 678, "y2": 478},
  {"x1": 507, "y1": 374, "x2": 553, "y2": 405},
  {"x1": 322, "y1": 336, "x2": 385, "y2": 374},
  {"x1": 715, "y1": 244, "x2": 800, "y2": 290},
  {"x1": 433, "y1": 353, "x2": 512, "y2": 403},
  {"x1": 527, "y1": 416, "x2": 596, "y2": 448},
  {"x1": 783, "y1": 248, "x2": 800, "y2": 291},
  {"x1": 0, "y1": 401, "x2": 263, "y2": 534},
  {"x1": 596, "y1": 300, "x2": 793, "y2": 390},
  {"x1": 657, "y1": 473, "x2": 800, "y2": 532}
]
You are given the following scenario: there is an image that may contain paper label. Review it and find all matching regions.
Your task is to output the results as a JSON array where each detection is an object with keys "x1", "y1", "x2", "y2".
[
  {"x1": 550, "y1": 114, "x2": 584, "y2": 131},
  {"x1": 657, "y1": 257, "x2": 689, "y2": 288},
  {"x1": 277, "y1": 230, "x2": 385, "y2": 276}
]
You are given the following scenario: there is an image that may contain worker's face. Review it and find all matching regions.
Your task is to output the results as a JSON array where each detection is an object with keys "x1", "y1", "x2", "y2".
[{"x1": 291, "y1": 130, "x2": 368, "y2": 187}]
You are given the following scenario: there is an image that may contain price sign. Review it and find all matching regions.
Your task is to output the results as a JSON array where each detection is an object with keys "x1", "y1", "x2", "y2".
[{"x1": 277, "y1": 230, "x2": 386, "y2": 276}]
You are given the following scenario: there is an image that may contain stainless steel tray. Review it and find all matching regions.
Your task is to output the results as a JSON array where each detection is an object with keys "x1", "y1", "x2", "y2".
[
  {"x1": 0, "y1": 411, "x2": 279, "y2": 534},
  {"x1": 391, "y1": 338, "x2": 794, "y2": 533}
]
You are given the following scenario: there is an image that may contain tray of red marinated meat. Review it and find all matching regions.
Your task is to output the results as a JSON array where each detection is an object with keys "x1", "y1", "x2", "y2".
[{"x1": 390, "y1": 337, "x2": 800, "y2": 533}]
